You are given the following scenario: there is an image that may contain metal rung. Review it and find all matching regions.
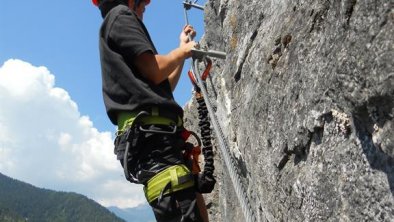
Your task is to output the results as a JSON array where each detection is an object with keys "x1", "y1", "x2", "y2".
[{"x1": 191, "y1": 49, "x2": 227, "y2": 60}]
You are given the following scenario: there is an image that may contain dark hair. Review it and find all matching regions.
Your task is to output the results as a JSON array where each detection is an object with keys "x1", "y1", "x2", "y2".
[{"x1": 98, "y1": 0, "x2": 129, "y2": 18}]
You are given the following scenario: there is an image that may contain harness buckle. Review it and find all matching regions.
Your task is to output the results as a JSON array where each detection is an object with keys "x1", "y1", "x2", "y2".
[{"x1": 138, "y1": 124, "x2": 177, "y2": 135}]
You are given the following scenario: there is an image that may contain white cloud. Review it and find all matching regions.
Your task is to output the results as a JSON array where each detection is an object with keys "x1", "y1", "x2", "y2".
[
  {"x1": 98, "y1": 180, "x2": 146, "y2": 207},
  {"x1": 0, "y1": 59, "x2": 146, "y2": 208}
]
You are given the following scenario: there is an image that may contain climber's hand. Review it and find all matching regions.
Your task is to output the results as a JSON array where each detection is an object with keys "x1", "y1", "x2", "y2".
[
  {"x1": 180, "y1": 41, "x2": 197, "y2": 58},
  {"x1": 180, "y1": 25, "x2": 196, "y2": 46}
]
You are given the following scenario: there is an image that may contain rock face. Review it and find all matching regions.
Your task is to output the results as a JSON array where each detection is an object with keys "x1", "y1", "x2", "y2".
[{"x1": 183, "y1": 0, "x2": 394, "y2": 221}]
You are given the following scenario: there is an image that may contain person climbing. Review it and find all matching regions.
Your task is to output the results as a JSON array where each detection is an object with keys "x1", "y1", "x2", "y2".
[{"x1": 92, "y1": 0, "x2": 209, "y2": 221}]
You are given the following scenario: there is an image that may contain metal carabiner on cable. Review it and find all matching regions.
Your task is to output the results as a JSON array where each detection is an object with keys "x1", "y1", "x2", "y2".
[
  {"x1": 187, "y1": 57, "x2": 212, "y2": 91},
  {"x1": 201, "y1": 57, "x2": 212, "y2": 81}
]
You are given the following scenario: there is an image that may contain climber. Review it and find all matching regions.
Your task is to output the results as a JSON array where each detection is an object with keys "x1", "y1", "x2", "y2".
[{"x1": 92, "y1": 0, "x2": 209, "y2": 221}]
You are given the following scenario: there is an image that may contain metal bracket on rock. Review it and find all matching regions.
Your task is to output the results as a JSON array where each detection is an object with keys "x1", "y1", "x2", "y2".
[
  {"x1": 183, "y1": 0, "x2": 204, "y2": 10},
  {"x1": 191, "y1": 48, "x2": 227, "y2": 60}
]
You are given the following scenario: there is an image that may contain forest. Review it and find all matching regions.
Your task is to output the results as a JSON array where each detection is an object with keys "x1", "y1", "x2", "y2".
[{"x1": 0, "y1": 173, "x2": 124, "y2": 222}]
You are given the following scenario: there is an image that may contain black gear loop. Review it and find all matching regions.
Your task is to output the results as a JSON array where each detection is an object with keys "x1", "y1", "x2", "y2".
[{"x1": 196, "y1": 95, "x2": 215, "y2": 178}]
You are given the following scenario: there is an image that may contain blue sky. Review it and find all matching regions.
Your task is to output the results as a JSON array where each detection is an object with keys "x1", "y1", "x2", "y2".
[
  {"x1": 0, "y1": 0, "x2": 207, "y2": 210},
  {"x1": 1, "y1": 0, "x2": 206, "y2": 132}
]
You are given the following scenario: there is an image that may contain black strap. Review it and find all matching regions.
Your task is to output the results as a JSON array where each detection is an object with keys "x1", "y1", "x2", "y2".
[
  {"x1": 123, "y1": 111, "x2": 150, "y2": 183},
  {"x1": 178, "y1": 174, "x2": 194, "y2": 184},
  {"x1": 180, "y1": 199, "x2": 197, "y2": 222},
  {"x1": 157, "y1": 182, "x2": 171, "y2": 204}
]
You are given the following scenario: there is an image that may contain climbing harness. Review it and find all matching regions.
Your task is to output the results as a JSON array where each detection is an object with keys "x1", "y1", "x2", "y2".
[
  {"x1": 184, "y1": 2, "x2": 257, "y2": 221},
  {"x1": 118, "y1": 109, "x2": 204, "y2": 221},
  {"x1": 118, "y1": 108, "x2": 183, "y2": 183}
]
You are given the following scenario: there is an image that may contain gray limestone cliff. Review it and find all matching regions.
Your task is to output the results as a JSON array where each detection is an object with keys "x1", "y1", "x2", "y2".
[{"x1": 183, "y1": 0, "x2": 394, "y2": 221}]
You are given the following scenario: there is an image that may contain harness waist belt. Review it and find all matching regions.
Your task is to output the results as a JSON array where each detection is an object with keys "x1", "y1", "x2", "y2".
[{"x1": 117, "y1": 107, "x2": 183, "y2": 133}]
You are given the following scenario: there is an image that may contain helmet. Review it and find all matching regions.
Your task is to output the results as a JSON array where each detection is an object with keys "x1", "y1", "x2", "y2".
[
  {"x1": 92, "y1": 0, "x2": 150, "y2": 6},
  {"x1": 135, "y1": 0, "x2": 151, "y2": 6}
]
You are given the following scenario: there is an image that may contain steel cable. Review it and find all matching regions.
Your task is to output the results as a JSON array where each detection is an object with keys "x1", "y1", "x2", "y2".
[{"x1": 191, "y1": 59, "x2": 256, "y2": 222}]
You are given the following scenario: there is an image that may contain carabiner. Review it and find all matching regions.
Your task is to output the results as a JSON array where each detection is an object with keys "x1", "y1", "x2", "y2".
[{"x1": 201, "y1": 57, "x2": 212, "y2": 81}]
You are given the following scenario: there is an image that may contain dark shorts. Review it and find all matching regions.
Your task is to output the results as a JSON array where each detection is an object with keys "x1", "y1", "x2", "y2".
[
  {"x1": 150, "y1": 187, "x2": 202, "y2": 222},
  {"x1": 114, "y1": 125, "x2": 202, "y2": 221}
]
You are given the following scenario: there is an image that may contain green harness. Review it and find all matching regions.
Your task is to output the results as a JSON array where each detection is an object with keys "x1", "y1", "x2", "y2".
[
  {"x1": 117, "y1": 108, "x2": 183, "y2": 135},
  {"x1": 144, "y1": 164, "x2": 194, "y2": 203},
  {"x1": 117, "y1": 109, "x2": 193, "y2": 203}
]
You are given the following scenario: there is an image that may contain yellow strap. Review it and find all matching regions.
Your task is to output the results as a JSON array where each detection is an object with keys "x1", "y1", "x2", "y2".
[
  {"x1": 170, "y1": 168, "x2": 178, "y2": 186},
  {"x1": 117, "y1": 111, "x2": 183, "y2": 134},
  {"x1": 144, "y1": 165, "x2": 194, "y2": 203},
  {"x1": 152, "y1": 107, "x2": 159, "y2": 116},
  {"x1": 117, "y1": 111, "x2": 139, "y2": 133}
]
